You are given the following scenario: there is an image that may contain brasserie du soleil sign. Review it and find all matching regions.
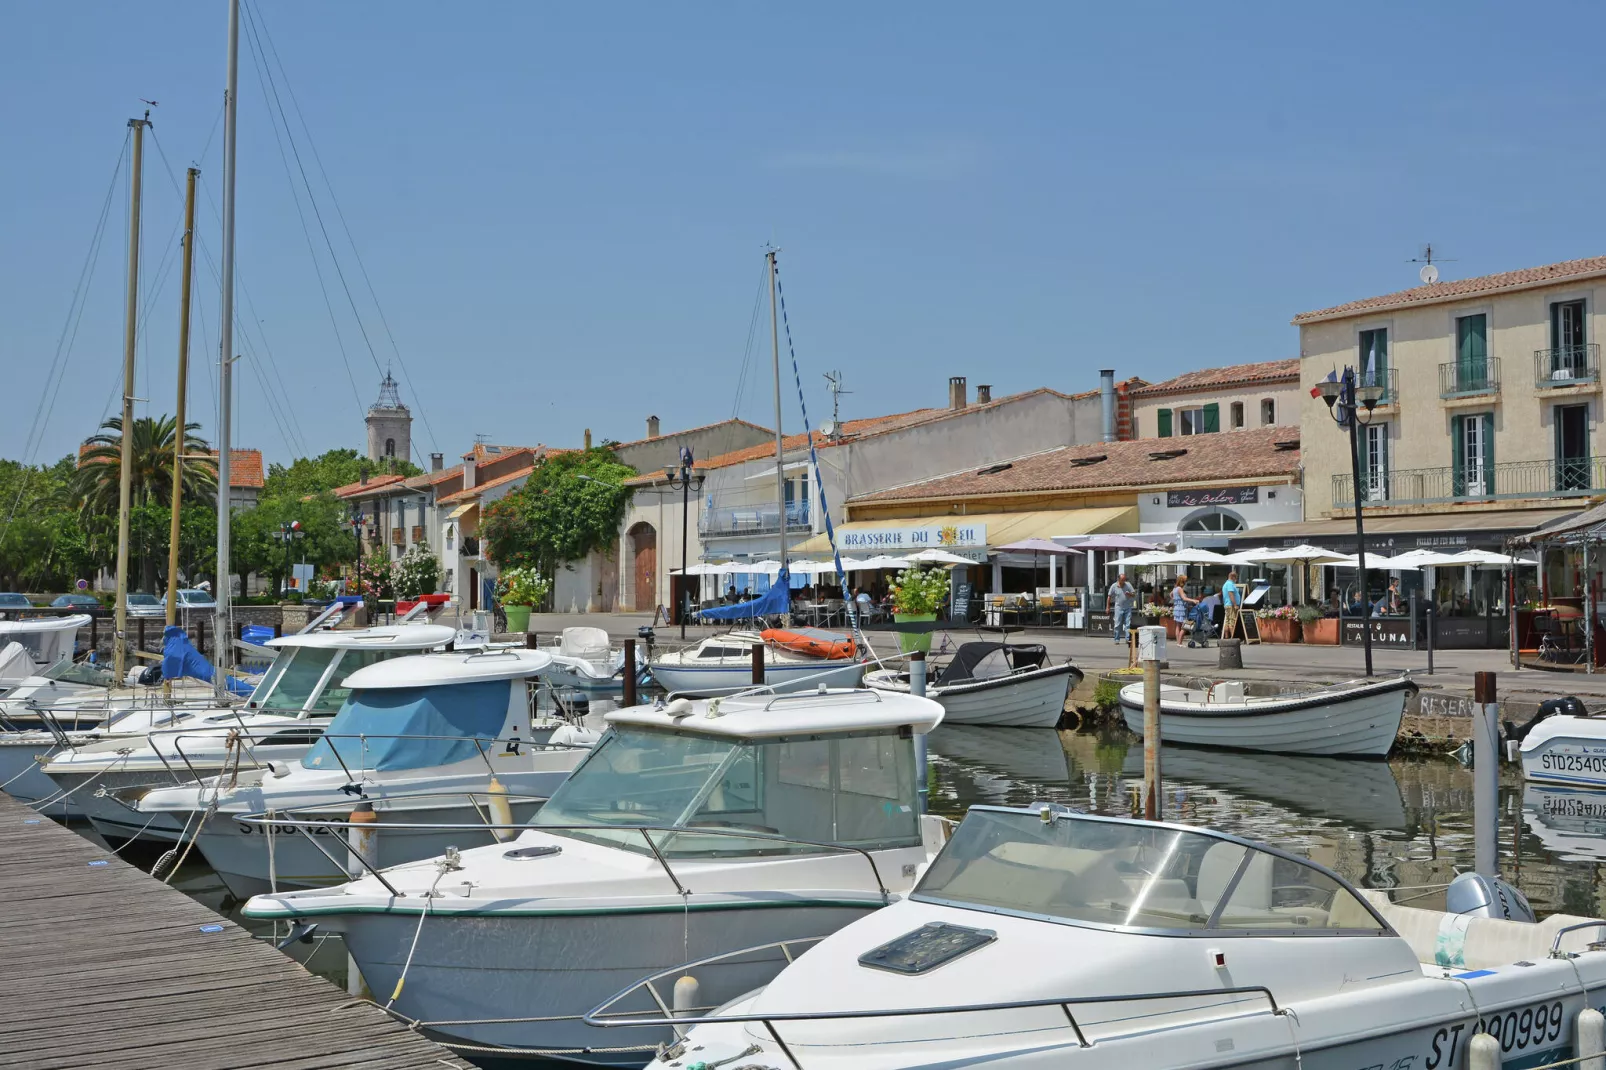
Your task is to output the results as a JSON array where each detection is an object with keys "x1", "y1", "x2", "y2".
[{"x1": 840, "y1": 523, "x2": 987, "y2": 551}]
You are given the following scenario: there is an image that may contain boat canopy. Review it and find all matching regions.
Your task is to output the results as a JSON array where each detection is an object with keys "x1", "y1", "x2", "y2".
[
  {"x1": 0, "y1": 613, "x2": 89, "y2": 666},
  {"x1": 915, "y1": 806, "x2": 1389, "y2": 935},
  {"x1": 936, "y1": 643, "x2": 1048, "y2": 686},
  {"x1": 608, "y1": 689, "x2": 943, "y2": 738},
  {"x1": 300, "y1": 679, "x2": 510, "y2": 773},
  {"x1": 698, "y1": 567, "x2": 791, "y2": 622}
]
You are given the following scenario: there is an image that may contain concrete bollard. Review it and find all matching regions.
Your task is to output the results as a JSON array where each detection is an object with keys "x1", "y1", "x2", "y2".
[
  {"x1": 1466, "y1": 1032, "x2": 1500, "y2": 1070},
  {"x1": 1217, "y1": 638, "x2": 1243, "y2": 670},
  {"x1": 1138, "y1": 625, "x2": 1165, "y2": 821},
  {"x1": 1580, "y1": 1007, "x2": 1605, "y2": 1070}
]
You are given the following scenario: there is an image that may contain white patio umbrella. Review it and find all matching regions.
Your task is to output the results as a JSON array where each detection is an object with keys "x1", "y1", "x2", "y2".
[
  {"x1": 1443, "y1": 548, "x2": 1537, "y2": 567},
  {"x1": 1361, "y1": 552, "x2": 1423, "y2": 570},
  {"x1": 906, "y1": 548, "x2": 976, "y2": 566}
]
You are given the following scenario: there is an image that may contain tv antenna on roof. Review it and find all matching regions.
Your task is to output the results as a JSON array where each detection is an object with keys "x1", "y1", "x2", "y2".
[
  {"x1": 1408, "y1": 243, "x2": 1455, "y2": 285},
  {"x1": 474, "y1": 433, "x2": 492, "y2": 445},
  {"x1": 823, "y1": 370, "x2": 852, "y2": 428}
]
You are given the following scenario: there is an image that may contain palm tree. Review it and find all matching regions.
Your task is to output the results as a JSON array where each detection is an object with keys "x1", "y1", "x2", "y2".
[{"x1": 72, "y1": 415, "x2": 218, "y2": 517}]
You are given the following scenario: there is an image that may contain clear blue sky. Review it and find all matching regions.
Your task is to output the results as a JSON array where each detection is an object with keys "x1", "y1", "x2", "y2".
[{"x1": 5, "y1": 2, "x2": 1603, "y2": 468}]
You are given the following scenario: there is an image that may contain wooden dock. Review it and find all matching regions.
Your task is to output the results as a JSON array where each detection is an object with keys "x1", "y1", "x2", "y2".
[{"x1": 0, "y1": 793, "x2": 468, "y2": 1070}]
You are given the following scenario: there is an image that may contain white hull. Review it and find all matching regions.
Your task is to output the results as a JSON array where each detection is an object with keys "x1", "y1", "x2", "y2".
[
  {"x1": 47, "y1": 767, "x2": 238, "y2": 840},
  {"x1": 650, "y1": 658, "x2": 864, "y2": 696},
  {"x1": 1119, "y1": 679, "x2": 1411, "y2": 757},
  {"x1": 867, "y1": 666, "x2": 1078, "y2": 728},
  {"x1": 1521, "y1": 716, "x2": 1606, "y2": 788},
  {"x1": 0, "y1": 739, "x2": 77, "y2": 818},
  {"x1": 337, "y1": 898, "x2": 879, "y2": 1063}
]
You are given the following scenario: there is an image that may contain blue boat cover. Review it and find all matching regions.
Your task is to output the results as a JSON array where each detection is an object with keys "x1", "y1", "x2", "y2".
[
  {"x1": 161, "y1": 625, "x2": 253, "y2": 695},
  {"x1": 300, "y1": 679, "x2": 509, "y2": 773},
  {"x1": 698, "y1": 567, "x2": 791, "y2": 622}
]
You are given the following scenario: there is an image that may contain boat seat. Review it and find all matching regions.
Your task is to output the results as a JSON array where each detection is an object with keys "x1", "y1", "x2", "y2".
[
  {"x1": 560, "y1": 627, "x2": 612, "y2": 660},
  {"x1": 1359, "y1": 890, "x2": 1606, "y2": 969}
]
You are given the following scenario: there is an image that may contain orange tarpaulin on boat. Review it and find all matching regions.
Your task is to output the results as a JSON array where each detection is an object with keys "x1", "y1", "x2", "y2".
[{"x1": 761, "y1": 628, "x2": 855, "y2": 660}]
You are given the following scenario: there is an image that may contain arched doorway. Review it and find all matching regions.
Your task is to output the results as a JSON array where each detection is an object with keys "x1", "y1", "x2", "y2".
[{"x1": 629, "y1": 522, "x2": 657, "y2": 612}]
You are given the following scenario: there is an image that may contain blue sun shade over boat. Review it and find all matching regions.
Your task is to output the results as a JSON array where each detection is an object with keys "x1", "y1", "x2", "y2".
[
  {"x1": 301, "y1": 679, "x2": 509, "y2": 773},
  {"x1": 699, "y1": 567, "x2": 791, "y2": 622}
]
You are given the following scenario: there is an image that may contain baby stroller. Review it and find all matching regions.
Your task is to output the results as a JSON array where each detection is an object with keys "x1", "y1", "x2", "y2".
[{"x1": 1186, "y1": 602, "x2": 1219, "y2": 648}]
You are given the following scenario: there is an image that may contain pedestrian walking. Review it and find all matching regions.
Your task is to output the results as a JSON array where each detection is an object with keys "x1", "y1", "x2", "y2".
[{"x1": 1108, "y1": 571, "x2": 1136, "y2": 644}]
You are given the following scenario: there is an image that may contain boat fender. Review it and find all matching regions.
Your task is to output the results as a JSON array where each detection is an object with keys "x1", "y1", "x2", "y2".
[
  {"x1": 661, "y1": 697, "x2": 694, "y2": 719},
  {"x1": 1505, "y1": 696, "x2": 1589, "y2": 744},
  {"x1": 672, "y1": 974, "x2": 700, "y2": 1020},
  {"x1": 485, "y1": 776, "x2": 515, "y2": 842}
]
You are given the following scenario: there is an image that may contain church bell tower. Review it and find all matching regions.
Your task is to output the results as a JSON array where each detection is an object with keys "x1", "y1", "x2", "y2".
[{"x1": 365, "y1": 371, "x2": 412, "y2": 465}]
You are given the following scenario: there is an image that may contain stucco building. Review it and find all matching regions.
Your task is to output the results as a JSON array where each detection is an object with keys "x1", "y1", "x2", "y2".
[{"x1": 1130, "y1": 359, "x2": 1301, "y2": 440}]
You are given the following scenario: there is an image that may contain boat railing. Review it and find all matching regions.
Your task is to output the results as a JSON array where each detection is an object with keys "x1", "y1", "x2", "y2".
[
  {"x1": 584, "y1": 962, "x2": 1284, "y2": 1068},
  {"x1": 238, "y1": 815, "x2": 893, "y2": 904}
]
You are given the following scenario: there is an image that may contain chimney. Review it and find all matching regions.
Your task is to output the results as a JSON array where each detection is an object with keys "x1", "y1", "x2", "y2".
[
  {"x1": 360, "y1": 470, "x2": 368, "y2": 485},
  {"x1": 430, "y1": 452, "x2": 443, "y2": 472},
  {"x1": 584, "y1": 428, "x2": 592, "y2": 450},
  {"x1": 976, "y1": 384, "x2": 992, "y2": 404},
  {"x1": 1099, "y1": 369, "x2": 1116, "y2": 444},
  {"x1": 948, "y1": 376, "x2": 967, "y2": 410},
  {"x1": 647, "y1": 415, "x2": 661, "y2": 439}
]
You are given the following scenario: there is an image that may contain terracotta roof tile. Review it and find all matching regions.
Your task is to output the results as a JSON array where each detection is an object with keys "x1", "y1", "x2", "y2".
[
  {"x1": 435, "y1": 465, "x2": 535, "y2": 506},
  {"x1": 850, "y1": 425, "x2": 1301, "y2": 504},
  {"x1": 1293, "y1": 255, "x2": 1606, "y2": 325},
  {"x1": 332, "y1": 473, "x2": 407, "y2": 499},
  {"x1": 609, "y1": 418, "x2": 772, "y2": 450},
  {"x1": 1130, "y1": 360, "x2": 1299, "y2": 398},
  {"x1": 77, "y1": 444, "x2": 263, "y2": 489}
]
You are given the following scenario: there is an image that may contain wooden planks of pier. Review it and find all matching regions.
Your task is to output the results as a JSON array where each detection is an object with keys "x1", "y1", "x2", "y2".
[{"x1": 0, "y1": 793, "x2": 468, "y2": 1070}]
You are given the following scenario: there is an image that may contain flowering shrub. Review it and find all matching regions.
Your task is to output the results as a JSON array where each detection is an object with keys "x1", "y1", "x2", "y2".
[
  {"x1": 889, "y1": 565, "x2": 949, "y2": 615},
  {"x1": 353, "y1": 558, "x2": 393, "y2": 601},
  {"x1": 1141, "y1": 603, "x2": 1172, "y2": 618},
  {"x1": 393, "y1": 547, "x2": 440, "y2": 601},
  {"x1": 1256, "y1": 604, "x2": 1300, "y2": 620},
  {"x1": 497, "y1": 566, "x2": 551, "y2": 608},
  {"x1": 309, "y1": 575, "x2": 343, "y2": 600}
]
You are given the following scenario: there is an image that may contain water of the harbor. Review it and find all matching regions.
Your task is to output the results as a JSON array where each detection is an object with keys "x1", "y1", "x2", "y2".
[{"x1": 70, "y1": 718, "x2": 1606, "y2": 1066}]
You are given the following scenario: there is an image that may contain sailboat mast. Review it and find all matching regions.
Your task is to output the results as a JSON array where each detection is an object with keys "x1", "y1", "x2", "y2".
[
  {"x1": 113, "y1": 114, "x2": 150, "y2": 684},
  {"x1": 768, "y1": 249, "x2": 787, "y2": 575},
  {"x1": 214, "y1": 0, "x2": 239, "y2": 698},
  {"x1": 166, "y1": 167, "x2": 197, "y2": 636}
]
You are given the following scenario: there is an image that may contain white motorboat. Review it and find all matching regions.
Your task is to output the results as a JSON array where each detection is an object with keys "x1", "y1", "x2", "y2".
[
  {"x1": 1514, "y1": 697, "x2": 1606, "y2": 788},
  {"x1": 243, "y1": 687, "x2": 946, "y2": 1062},
  {"x1": 34, "y1": 624, "x2": 454, "y2": 840},
  {"x1": 866, "y1": 642, "x2": 1080, "y2": 728},
  {"x1": 539, "y1": 626, "x2": 645, "y2": 693},
  {"x1": 621, "y1": 804, "x2": 1606, "y2": 1070},
  {"x1": 131, "y1": 647, "x2": 595, "y2": 898},
  {"x1": 649, "y1": 630, "x2": 865, "y2": 696},
  {"x1": 1118, "y1": 675, "x2": 1416, "y2": 757}
]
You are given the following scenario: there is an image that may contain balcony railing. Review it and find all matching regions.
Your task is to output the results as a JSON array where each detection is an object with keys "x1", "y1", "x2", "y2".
[
  {"x1": 1438, "y1": 357, "x2": 1500, "y2": 398},
  {"x1": 1334, "y1": 455, "x2": 1605, "y2": 507},
  {"x1": 701, "y1": 501, "x2": 811, "y2": 539},
  {"x1": 1535, "y1": 344, "x2": 1600, "y2": 387}
]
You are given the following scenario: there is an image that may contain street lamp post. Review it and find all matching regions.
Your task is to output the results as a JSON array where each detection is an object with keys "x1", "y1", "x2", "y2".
[
  {"x1": 273, "y1": 520, "x2": 305, "y2": 596},
  {"x1": 1316, "y1": 367, "x2": 1385, "y2": 677},
  {"x1": 349, "y1": 510, "x2": 366, "y2": 596},
  {"x1": 664, "y1": 447, "x2": 706, "y2": 640}
]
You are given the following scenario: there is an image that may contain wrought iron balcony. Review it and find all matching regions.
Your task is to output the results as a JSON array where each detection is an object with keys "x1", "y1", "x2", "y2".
[
  {"x1": 701, "y1": 501, "x2": 812, "y2": 539},
  {"x1": 1438, "y1": 357, "x2": 1500, "y2": 399},
  {"x1": 1333, "y1": 455, "x2": 1605, "y2": 507},
  {"x1": 1535, "y1": 344, "x2": 1600, "y2": 388}
]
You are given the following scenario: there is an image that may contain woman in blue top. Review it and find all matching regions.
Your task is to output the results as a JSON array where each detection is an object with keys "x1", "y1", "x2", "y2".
[{"x1": 1171, "y1": 575, "x2": 1199, "y2": 646}]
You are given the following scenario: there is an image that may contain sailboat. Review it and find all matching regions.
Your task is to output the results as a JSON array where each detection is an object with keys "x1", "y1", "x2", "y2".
[{"x1": 649, "y1": 251, "x2": 866, "y2": 696}]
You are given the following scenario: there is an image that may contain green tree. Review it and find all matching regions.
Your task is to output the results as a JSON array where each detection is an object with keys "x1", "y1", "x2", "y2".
[
  {"x1": 232, "y1": 492, "x2": 356, "y2": 597},
  {"x1": 0, "y1": 456, "x2": 97, "y2": 591},
  {"x1": 71, "y1": 415, "x2": 217, "y2": 516},
  {"x1": 263, "y1": 448, "x2": 420, "y2": 499},
  {"x1": 481, "y1": 448, "x2": 634, "y2": 575}
]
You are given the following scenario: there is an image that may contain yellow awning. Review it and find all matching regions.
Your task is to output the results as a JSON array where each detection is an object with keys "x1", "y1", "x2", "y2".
[
  {"x1": 791, "y1": 506, "x2": 1136, "y2": 556},
  {"x1": 446, "y1": 501, "x2": 480, "y2": 521}
]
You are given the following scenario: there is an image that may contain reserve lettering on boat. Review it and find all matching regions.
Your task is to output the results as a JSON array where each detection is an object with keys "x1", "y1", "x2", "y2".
[{"x1": 1541, "y1": 750, "x2": 1606, "y2": 773}]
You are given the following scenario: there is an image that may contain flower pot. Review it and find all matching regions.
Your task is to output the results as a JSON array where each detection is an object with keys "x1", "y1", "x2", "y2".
[
  {"x1": 1258, "y1": 617, "x2": 1301, "y2": 644},
  {"x1": 1304, "y1": 617, "x2": 1339, "y2": 645},
  {"x1": 894, "y1": 612, "x2": 938, "y2": 654},
  {"x1": 504, "y1": 604, "x2": 533, "y2": 633},
  {"x1": 1162, "y1": 618, "x2": 1182, "y2": 642}
]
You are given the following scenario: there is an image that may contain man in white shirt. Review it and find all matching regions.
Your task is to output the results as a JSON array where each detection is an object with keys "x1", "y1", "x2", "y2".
[{"x1": 1108, "y1": 572, "x2": 1136, "y2": 644}]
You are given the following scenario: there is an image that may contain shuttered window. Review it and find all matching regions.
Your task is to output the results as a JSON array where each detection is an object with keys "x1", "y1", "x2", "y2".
[
  {"x1": 1202, "y1": 403, "x2": 1220, "y2": 433},
  {"x1": 1157, "y1": 409, "x2": 1172, "y2": 437}
]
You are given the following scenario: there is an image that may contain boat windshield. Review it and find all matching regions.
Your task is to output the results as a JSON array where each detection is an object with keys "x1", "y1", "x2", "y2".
[
  {"x1": 250, "y1": 647, "x2": 399, "y2": 715},
  {"x1": 914, "y1": 808, "x2": 1387, "y2": 935},
  {"x1": 531, "y1": 725, "x2": 921, "y2": 858},
  {"x1": 41, "y1": 658, "x2": 114, "y2": 686}
]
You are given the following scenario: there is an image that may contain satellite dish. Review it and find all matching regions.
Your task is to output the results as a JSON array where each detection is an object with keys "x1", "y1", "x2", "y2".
[
  {"x1": 1420, "y1": 264, "x2": 1440, "y2": 285},
  {"x1": 821, "y1": 419, "x2": 837, "y2": 438}
]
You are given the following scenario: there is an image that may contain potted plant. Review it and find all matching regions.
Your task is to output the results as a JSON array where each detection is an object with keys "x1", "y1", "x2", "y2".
[
  {"x1": 1141, "y1": 602, "x2": 1178, "y2": 641},
  {"x1": 1256, "y1": 604, "x2": 1303, "y2": 643},
  {"x1": 890, "y1": 565, "x2": 950, "y2": 654},
  {"x1": 496, "y1": 566, "x2": 550, "y2": 634},
  {"x1": 1300, "y1": 604, "x2": 1338, "y2": 645}
]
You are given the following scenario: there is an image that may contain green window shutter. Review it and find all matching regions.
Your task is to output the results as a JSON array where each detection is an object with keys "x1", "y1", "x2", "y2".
[
  {"x1": 1157, "y1": 409, "x2": 1172, "y2": 438},
  {"x1": 1483, "y1": 412, "x2": 1496, "y2": 494},
  {"x1": 1452, "y1": 415, "x2": 1465, "y2": 497},
  {"x1": 1202, "y1": 403, "x2": 1220, "y2": 433}
]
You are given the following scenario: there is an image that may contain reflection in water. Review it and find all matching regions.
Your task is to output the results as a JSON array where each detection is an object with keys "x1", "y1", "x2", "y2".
[{"x1": 925, "y1": 725, "x2": 1606, "y2": 918}]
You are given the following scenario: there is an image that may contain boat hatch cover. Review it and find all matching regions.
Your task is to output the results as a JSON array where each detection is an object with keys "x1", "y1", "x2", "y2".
[{"x1": 859, "y1": 921, "x2": 997, "y2": 975}]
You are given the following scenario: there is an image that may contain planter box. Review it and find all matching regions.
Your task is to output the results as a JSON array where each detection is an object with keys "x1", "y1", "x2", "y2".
[
  {"x1": 1258, "y1": 617, "x2": 1302, "y2": 644},
  {"x1": 1303, "y1": 617, "x2": 1339, "y2": 645},
  {"x1": 894, "y1": 612, "x2": 937, "y2": 654}
]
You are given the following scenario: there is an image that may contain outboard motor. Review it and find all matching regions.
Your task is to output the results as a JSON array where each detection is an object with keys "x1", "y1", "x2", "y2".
[
  {"x1": 1505, "y1": 695, "x2": 1589, "y2": 745},
  {"x1": 1446, "y1": 871, "x2": 1537, "y2": 923}
]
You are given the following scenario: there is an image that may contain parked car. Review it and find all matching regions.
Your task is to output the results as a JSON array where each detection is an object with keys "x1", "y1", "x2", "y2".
[
  {"x1": 171, "y1": 589, "x2": 216, "y2": 613},
  {"x1": 0, "y1": 593, "x2": 32, "y2": 609},
  {"x1": 125, "y1": 593, "x2": 165, "y2": 619},
  {"x1": 50, "y1": 593, "x2": 107, "y2": 616}
]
